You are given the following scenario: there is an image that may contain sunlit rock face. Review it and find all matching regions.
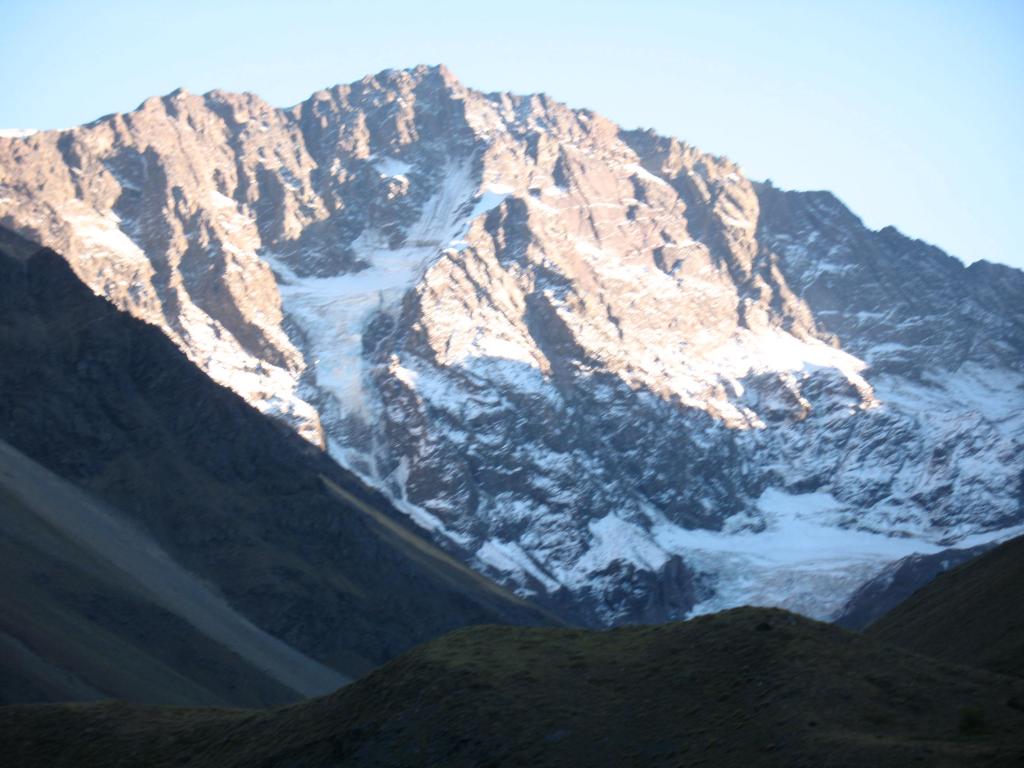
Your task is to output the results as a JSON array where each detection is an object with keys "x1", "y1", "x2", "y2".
[{"x1": 2, "y1": 65, "x2": 1022, "y2": 625}]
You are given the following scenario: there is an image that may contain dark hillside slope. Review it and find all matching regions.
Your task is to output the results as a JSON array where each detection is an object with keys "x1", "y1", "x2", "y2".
[
  {"x1": 0, "y1": 232, "x2": 555, "y2": 702},
  {"x1": 2, "y1": 607, "x2": 1023, "y2": 768},
  {"x1": 835, "y1": 543, "x2": 993, "y2": 630},
  {"x1": 0, "y1": 438, "x2": 339, "y2": 707},
  {"x1": 867, "y1": 534, "x2": 1024, "y2": 677}
]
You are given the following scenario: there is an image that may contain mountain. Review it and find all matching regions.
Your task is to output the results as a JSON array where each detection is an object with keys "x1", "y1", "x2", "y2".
[
  {"x1": 3, "y1": 606, "x2": 1024, "y2": 767},
  {"x1": 1, "y1": 64, "x2": 1021, "y2": 625},
  {"x1": 866, "y1": 534, "x2": 1024, "y2": 677},
  {"x1": 0, "y1": 231, "x2": 555, "y2": 704}
]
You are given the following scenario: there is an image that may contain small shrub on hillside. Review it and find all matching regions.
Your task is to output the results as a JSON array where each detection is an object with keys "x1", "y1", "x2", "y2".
[{"x1": 958, "y1": 707, "x2": 989, "y2": 736}]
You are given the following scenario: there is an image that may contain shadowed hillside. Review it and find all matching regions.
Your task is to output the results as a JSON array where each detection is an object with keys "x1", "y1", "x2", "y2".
[
  {"x1": 867, "y1": 534, "x2": 1024, "y2": 678},
  {"x1": 0, "y1": 230, "x2": 556, "y2": 705},
  {"x1": 835, "y1": 543, "x2": 995, "y2": 630},
  {"x1": 2, "y1": 607, "x2": 1023, "y2": 767},
  {"x1": 0, "y1": 438, "x2": 342, "y2": 706}
]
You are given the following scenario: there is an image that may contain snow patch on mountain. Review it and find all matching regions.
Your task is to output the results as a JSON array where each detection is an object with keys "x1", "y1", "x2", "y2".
[
  {"x1": 485, "y1": 479, "x2": 1024, "y2": 622},
  {"x1": 267, "y1": 160, "x2": 515, "y2": 471},
  {"x1": 373, "y1": 156, "x2": 413, "y2": 179},
  {"x1": 875, "y1": 364, "x2": 1024, "y2": 429}
]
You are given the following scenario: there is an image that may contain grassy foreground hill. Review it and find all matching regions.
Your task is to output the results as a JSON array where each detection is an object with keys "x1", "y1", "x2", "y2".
[
  {"x1": 3, "y1": 607, "x2": 1023, "y2": 767},
  {"x1": 867, "y1": 534, "x2": 1024, "y2": 678}
]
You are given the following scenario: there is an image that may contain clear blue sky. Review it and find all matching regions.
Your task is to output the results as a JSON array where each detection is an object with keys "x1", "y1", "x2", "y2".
[{"x1": 2, "y1": 0, "x2": 1021, "y2": 269}]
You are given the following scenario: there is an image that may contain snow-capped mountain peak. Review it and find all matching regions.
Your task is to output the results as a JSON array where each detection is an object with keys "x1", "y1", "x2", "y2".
[{"x1": 1, "y1": 65, "x2": 1020, "y2": 624}]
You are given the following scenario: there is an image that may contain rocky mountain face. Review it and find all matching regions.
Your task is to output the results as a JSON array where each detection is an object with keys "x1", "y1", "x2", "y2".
[{"x1": 1, "y1": 65, "x2": 1021, "y2": 625}]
